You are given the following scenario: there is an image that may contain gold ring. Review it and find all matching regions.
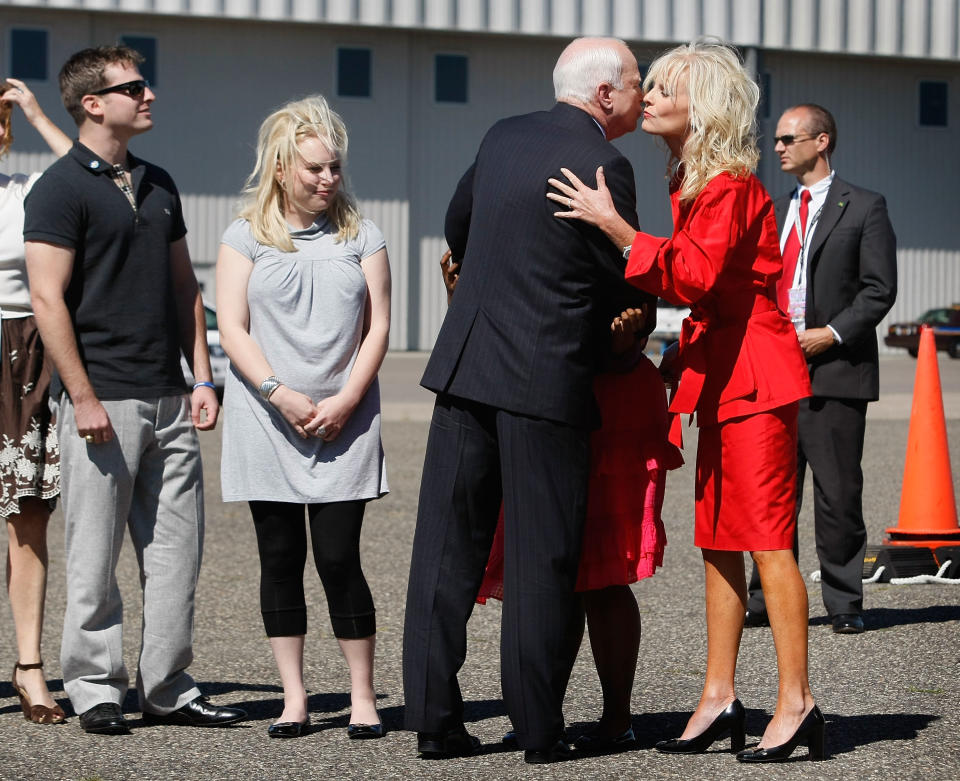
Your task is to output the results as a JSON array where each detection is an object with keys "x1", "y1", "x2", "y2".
[{"x1": 84, "y1": 434, "x2": 95, "y2": 443}]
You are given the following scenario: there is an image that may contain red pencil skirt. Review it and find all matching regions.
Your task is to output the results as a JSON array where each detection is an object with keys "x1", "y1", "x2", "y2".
[{"x1": 694, "y1": 403, "x2": 799, "y2": 552}]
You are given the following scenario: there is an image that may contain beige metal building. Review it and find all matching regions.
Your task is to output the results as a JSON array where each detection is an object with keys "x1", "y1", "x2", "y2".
[{"x1": 2, "y1": 0, "x2": 958, "y2": 350}]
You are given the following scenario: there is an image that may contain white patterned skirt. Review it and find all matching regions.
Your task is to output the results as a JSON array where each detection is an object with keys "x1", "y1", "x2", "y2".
[{"x1": 1, "y1": 316, "x2": 59, "y2": 517}]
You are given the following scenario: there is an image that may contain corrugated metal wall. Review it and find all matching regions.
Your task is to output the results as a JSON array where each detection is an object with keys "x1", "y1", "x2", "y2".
[{"x1": 6, "y1": 0, "x2": 959, "y2": 61}]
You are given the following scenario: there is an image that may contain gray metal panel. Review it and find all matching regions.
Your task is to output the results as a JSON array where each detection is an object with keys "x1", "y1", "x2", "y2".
[{"x1": 3, "y1": 0, "x2": 959, "y2": 60}]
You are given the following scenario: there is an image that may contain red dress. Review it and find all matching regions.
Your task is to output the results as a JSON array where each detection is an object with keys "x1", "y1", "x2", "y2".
[
  {"x1": 625, "y1": 173, "x2": 811, "y2": 552},
  {"x1": 477, "y1": 354, "x2": 682, "y2": 600}
]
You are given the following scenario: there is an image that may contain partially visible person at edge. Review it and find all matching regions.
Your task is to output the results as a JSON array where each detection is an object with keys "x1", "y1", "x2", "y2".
[
  {"x1": 24, "y1": 45, "x2": 246, "y2": 735},
  {"x1": 216, "y1": 95, "x2": 390, "y2": 741},
  {"x1": 549, "y1": 40, "x2": 823, "y2": 763},
  {"x1": 744, "y1": 103, "x2": 897, "y2": 636},
  {"x1": 1, "y1": 78, "x2": 71, "y2": 725},
  {"x1": 439, "y1": 250, "x2": 683, "y2": 753}
]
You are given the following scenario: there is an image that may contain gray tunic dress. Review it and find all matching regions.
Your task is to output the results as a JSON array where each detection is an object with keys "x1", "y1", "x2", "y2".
[{"x1": 219, "y1": 216, "x2": 388, "y2": 503}]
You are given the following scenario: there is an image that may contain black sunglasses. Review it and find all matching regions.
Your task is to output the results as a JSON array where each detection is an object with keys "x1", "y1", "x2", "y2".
[
  {"x1": 773, "y1": 133, "x2": 819, "y2": 146},
  {"x1": 90, "y1": 79, "x2": 150, "y2": 98}
]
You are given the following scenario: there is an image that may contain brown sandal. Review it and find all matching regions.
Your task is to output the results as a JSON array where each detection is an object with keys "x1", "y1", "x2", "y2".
[{"x1": 11, "y1": 661, "x2": 67, "y2": 724}]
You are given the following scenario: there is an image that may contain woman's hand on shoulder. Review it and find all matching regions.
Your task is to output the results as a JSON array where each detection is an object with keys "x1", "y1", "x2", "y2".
[
  {"x1": 269, "y1": 385, "x2": 319, "y2": 439},
  {"x1": 304, "y1": 392, "x2": 357, "y2": 443}
]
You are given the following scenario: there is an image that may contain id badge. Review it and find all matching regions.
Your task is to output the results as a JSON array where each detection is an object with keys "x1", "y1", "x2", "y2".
[{"x1": 788, "y1": 287, "x2": 806, "y2": 333}]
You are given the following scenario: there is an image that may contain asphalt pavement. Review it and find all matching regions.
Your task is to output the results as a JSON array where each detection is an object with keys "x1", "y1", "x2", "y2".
[{"x1": 1, "y1": 353, "x2": 958, "y2": 780}]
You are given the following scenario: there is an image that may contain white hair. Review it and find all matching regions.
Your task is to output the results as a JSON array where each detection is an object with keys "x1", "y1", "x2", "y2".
[{"x1": 553, "y1": 39, "x2": 627, "y2": 103}]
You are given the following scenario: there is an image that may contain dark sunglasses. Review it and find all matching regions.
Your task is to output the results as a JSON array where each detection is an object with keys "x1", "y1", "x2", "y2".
[
  {"x1": 90, "y1": 79, "x2": 150, "y2": 98},
  {"x1": 773, "y1": 133, "x2": 819, "y2": 146}
]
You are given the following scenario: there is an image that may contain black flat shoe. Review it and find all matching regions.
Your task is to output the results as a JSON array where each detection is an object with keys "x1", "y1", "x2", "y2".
[
  {"x1": 268, "y1": 718, "x2": 309, "y2": 738},
  {"x1": 417, "y1": 726, "x2": 481, "y2": 758},
  {"x1": 79, "y1": 703, "x2": 130, "y2": 735},
  {"x1": 347, "y1": 722, "x2": 384, "y2": 739},
  {"x1": 743, "y1": 608, "x2": 770, "y2": 628},
  {"x1": 574, "y1": 725, "x2": 636, "y2": 753},
  {"x1": 736, "y1": 705, "x2": 825, "y2": 763},
  {"x1": 524, "y1": 738, "x2": 572, "y2": 764},
  {"x1": 655, "y1": 699, "x2": 746, "y2": 754}
]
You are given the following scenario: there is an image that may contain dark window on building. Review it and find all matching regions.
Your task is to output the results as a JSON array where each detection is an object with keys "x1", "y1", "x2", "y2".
[
  {"x1": 10, "y1": 29, "x2": 47, "y2": 81},
  {"x1": 337, "y1": 48, "x2": 372, "y2": 98},
  {"x1": 919, "y1": 81, "x2": 948, "y2": 127},
  {"x1": 435, "y1": 54, "x2": 468, "y2": 104},
  {"x1": 120, "y1": 36, "x2": 158, "y2": 86}
]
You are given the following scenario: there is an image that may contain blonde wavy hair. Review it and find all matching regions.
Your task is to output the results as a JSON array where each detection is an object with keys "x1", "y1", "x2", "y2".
[
  {"x1": 644, "y1": 40, "x2": 760, "y2": 203},
  {"x1": 239, "y1": 95, "x2": 362, "y2": 251}
]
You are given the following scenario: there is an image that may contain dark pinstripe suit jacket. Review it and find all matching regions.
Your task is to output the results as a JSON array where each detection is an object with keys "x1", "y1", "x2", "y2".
[
  {"x1": 422, "y1": 102, "x2": 650, "y2": 428},
  {"x1": 775, "y1": 176, "x2": 897, "y2": 401}
]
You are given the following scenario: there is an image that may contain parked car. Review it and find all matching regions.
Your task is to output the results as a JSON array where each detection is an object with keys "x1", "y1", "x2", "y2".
[
  {"x1": 651, "y1": 298, "x2": 690, "y2": 343},
  {"x1": 180, "y1": 303, "x2": 230, "y2": 390},
  {"x1": 884, "y1": 305, "x2": 960, "y2": 358}
]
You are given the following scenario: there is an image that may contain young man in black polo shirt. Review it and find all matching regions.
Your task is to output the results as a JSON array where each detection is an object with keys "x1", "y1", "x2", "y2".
[{"x1": 24, "y1": 45, "x2": 246, "y2": 735}]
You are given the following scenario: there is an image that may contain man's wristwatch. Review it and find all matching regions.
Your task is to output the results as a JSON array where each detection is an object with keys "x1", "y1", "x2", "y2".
[
  {"x1": 258, "y1": 375, "x2": 282, "y2": 400},
  {"x1": 622, "y1": 244, "x2": 632, "y2": 260}
]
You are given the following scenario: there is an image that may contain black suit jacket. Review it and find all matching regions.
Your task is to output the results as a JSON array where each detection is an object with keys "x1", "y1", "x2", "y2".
[
  {"x1": 775, "y1": 176, "x2": 897, "y2": 401},
  {"x1": 422, "y1": 102, "x2": 651, "y2": 428}
]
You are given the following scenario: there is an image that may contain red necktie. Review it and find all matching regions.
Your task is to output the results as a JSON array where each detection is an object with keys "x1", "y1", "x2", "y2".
[{"x1": 777, "y1": 189, "x2": 812, "y2": 312}]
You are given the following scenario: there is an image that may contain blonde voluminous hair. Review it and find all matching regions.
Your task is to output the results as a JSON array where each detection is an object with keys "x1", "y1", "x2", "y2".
[
  {"x1": 239, "y1": 95, "x2": 362, "y2": 251},
  {"x1": 644, "y1": 40, "x2": 760, "y2": 204}
]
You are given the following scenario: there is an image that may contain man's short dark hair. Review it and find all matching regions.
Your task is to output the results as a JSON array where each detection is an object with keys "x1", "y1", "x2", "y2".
[
  {"x1": 791, "y1": 103, "x2": 837, "y2": 155},
  {"x1": 59, "y1": 45, "x2": 144, "y2": 126}
]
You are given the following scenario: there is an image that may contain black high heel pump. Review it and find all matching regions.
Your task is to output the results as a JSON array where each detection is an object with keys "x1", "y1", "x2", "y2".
[
  {"x1": 655, "y1": 699, "x2": 746, "y2": 754},
  {"x1": 736, "y1": 705, "x2": 825, "y2": 763}
]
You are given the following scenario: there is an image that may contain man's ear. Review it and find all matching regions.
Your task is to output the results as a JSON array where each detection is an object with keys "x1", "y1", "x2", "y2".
[
  {"x1": 80, "y1": 94, "x2": 104, "y2": 119},
  {"x1": 596, "y1": 82, "x2": 614, "y2": 112},
  {"x1": 815, "y1": 132, "x2": 830, "y2": 155}
]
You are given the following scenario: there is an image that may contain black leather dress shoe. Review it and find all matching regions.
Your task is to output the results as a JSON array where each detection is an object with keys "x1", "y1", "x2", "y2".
[
  {"x1": 574, "y1": 725, "x2": 636, "y2": 753},
  {"x1": 743, "y1": 608, "x2": 770, "y2": 628},
  {"x1": 347, "y1": 722, "x2": 384, "y2": 739},
  {"x1": 524, "y1": 739, "x2": 572, "y2": 764},
  {"x1": 79, "y1": 703, "x2": 131, "y2": 735},
  {"x1": 831, "y1": 613, "x2": 865, "y2": 634},
  {"x1": 501, "y1": 730, "x2": 518, "y2": 749},
  {"x1": 142, "y1": 696, "x2": 246, "y2": 727},
  {"x1": 268, "y1": 718, "x2": 309, "y2": 738},
  {"x1": 417, "y1": 726, "x2": 481, "y2": 758}
]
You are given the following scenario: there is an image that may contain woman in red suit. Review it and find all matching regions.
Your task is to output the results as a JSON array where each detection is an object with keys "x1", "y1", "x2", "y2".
[{"x1": 548, "y1": 40, "x2": 823, "y2": 763}]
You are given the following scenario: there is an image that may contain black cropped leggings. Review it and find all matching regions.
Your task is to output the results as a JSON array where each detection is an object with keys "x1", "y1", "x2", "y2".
[{"x1": 249, "y1": 500, "x2": 376, "y2": 639}]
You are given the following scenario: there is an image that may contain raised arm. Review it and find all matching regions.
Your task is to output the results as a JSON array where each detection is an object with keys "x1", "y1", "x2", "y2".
[
  {"x1": 25, "y1": 240, "x2": 114, "y2": 443},
  {"x1": 2, "y1": 79, "x2": 72, "y2": 157},
  {"x1": 307, "y1": 247, "x2": 392, "y2": 441},
  {"x1": 169, "y1": 237, "x2": 218, "y2": 430}
]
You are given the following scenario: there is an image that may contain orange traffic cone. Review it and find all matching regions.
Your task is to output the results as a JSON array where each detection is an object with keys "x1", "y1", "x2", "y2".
[{"x1": 885, "y1": 325, "x2": 960, "y2": 546}]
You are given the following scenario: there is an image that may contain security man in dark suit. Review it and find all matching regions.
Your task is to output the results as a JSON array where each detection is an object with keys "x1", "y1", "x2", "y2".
[
  {"x1": 745, "y1": 103, "x2": 897, "y2": 635},
  {"x1": 402, "y1": 37, "x2": 649, "y2": 764}
]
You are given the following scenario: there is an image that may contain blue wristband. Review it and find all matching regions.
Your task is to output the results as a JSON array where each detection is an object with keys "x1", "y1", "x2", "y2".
[{"x1": 192, "y1": 381, "x2": 216, "y2": 391}]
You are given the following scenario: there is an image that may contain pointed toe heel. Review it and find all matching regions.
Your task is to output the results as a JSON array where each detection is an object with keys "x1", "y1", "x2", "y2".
[
  {"x1": 656, "y1": 699, "x2": 746, "y2": 755},
  {"x1": 736, "y1": 705, "x2": 826, "y2": 763}
]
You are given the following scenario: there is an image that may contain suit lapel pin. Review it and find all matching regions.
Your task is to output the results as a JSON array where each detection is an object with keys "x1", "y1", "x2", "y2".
[{"x1": 838, "y1": 201, "x2": 845, "y2": 207}]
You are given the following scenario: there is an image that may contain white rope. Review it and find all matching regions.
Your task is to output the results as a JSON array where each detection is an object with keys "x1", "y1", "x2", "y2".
[
  {"x1": 809, "y1": 569, "x2": 821, "y2": 582},
  {"x1": 889, "y1": 560, "x2": 960, "y2": 585},
  {"x1": 861, "y1": 566, "x2": 886, "y2": 584}
]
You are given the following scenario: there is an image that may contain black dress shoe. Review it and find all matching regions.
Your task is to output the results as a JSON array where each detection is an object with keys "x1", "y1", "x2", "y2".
[
  {"x1": 417, "y1": 726, "x2": 481, "y2": 758},
  {"x1": 524, "y1": 738, "x2": 572, "y2": 764},
  {"x1": 501, "y1": 730, "x2": 518, "y2": 749},
  {"x1": 831, "y1": 613, "x2": 865, "y2": 634},
  {"x1": 268, "y1": 718, "x2": 309, "y2": 738},
  {"x1": 142, "y1": 696, "x2": 246, "y2": 727},
  {"x1": 347, "y1": 722, "x2": 384, "y2": 739},
  {"x1": 655, "y1": 699, "x2": 746, "y2": 754},
  {"x1": 736, "y1": 705, "x2": 826, "y2": 763},
  {"x1": 574, "y1": 725, "x2": 636, "y2": 753},
  {"x1": 79, "y1": 703, "x2": 131, "y2": 735},
  {"x1": 743, "y1": 608, "x2": 770, "y2": 628}
]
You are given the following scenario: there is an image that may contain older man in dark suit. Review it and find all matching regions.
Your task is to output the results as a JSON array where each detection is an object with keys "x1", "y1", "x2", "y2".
[
  {"x1": 745, "y1": 103, "x2": 897, "y2": 635},
  {"x1": 402, "y1": 37, "x2": 649, "y2": 764}
]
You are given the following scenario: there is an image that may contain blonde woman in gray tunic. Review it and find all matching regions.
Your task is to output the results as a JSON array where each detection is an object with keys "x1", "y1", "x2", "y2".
[{"x1": 216, "y1": 96, "x2": 390, "y2": 740}]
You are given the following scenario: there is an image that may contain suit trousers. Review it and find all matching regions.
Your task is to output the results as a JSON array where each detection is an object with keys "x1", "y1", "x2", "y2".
[
  {"x1": 402, "y1": 394, "x2": 589, "y2": 750},
  {"x1": 58, "y1": 395, "x2": 203, "y2": 715},
  {"x1": 747, "y1": 396, "x2": 868, "y2": 616}
]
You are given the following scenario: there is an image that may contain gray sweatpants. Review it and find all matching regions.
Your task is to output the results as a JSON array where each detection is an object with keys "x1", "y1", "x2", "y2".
[{"x1": 57, "y1": 394, "x2": 204, "y2": 715}]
